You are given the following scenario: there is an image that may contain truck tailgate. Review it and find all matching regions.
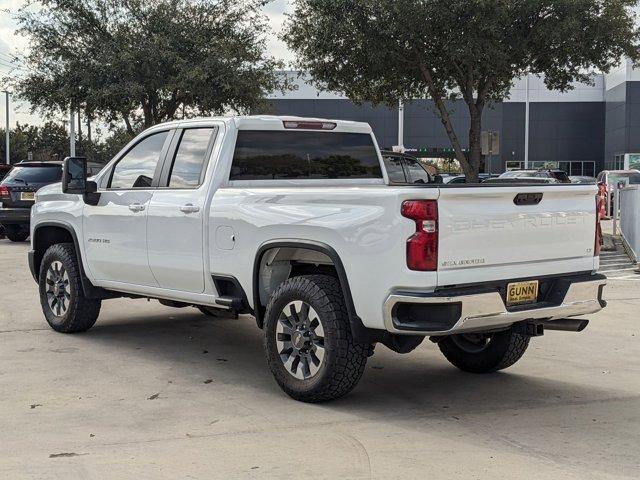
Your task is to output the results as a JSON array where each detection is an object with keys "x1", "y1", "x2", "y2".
[{"x1": 436, "y1": 185, "x2": 598, "y2": 286}]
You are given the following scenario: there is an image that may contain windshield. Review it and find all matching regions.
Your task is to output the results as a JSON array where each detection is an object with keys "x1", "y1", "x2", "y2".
[
  {"x1": 609, "y1": 173, "x2": 640, "y2": 185},
  {"x1": 2, "y1": 165, "x2": 62, "y2": 184}
]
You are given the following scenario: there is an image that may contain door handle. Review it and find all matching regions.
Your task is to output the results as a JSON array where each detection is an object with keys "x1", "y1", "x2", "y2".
[
  {"x1": 128, "y1": 203, "x2": 145, "y2": 212},
  {"x1": 179, "y1": 204, "x2": 200, "y2": 214}
]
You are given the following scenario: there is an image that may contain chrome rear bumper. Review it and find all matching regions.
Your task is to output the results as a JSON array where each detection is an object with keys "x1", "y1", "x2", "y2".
[{"x1": 383, "y1": 275, "x2": 607, "y2": 336}]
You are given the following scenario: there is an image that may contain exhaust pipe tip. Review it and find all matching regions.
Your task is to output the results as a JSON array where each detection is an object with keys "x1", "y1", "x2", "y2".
[{"x1": 541, "y1": 319, "x2": 589, "y2": 332}]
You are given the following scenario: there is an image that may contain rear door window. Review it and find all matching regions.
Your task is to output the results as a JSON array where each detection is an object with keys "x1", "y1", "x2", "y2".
[
  {"x1": 166, "y1": 128, "x2": 216, "y2": 188},
  {"x1": 230, "y1": 130, "x2": 382, "y2": 180}
]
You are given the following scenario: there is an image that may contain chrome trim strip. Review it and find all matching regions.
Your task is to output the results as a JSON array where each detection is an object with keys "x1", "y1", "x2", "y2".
[{"x1": 383, "y1": 278, "x2": 606, "y2": 335}]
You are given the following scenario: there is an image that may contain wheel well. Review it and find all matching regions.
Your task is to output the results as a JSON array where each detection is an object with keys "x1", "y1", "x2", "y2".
[
  {"x1": 253, "y1": 244, "x2": 356, "y2": 330},
  {"x1": 32, "y1": 223, "x2": 118, "y2": 300},
  {"x1": 33, "y1": 226, "x2": 75, "y2": 276}
]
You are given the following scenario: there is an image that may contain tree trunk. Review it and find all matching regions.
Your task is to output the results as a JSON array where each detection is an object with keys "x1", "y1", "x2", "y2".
[
  {"x1": 466, "y1": 104, "x2": 483, "y2": 183},
  {"x1": 123, "y1": 114, "x2": 134, "y2": 136},
  {"x1": 142, "y1": 98, "x2": 153, "y2": 128},
  {"x1": 417, "y1": 60, "x2": 471, "y2": 178}
]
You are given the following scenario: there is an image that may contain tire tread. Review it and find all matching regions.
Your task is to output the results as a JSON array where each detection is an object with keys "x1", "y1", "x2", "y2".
[
  {"x1": 264, "y1": 274, "x2": 368, "y2": 402},
  {"x1": 438, "y1": 329, "x2": 530, "y2": 373},
  {"x1": 39, "y1": 243, "x2": 101, "y2": 333}
]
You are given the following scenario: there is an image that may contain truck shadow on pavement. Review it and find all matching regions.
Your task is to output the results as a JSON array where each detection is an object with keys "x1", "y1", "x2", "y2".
[
  {"x1": 77, "y1": 308, "x2": 639, "y2": 477},
  {"x1": 83, "y1": 309, "x2": 629, "y2": 414}
]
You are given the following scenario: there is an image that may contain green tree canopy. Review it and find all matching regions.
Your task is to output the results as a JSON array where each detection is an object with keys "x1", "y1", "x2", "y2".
[
  {"x1": 0, "y1": 122, "x2": 69, "y2": 163},
  {"x1": 13, "y1": 0, "x2": 283, "y2": 134},
  {"x1": 284, "y1": 0, "x2": 640, "y2": 181}
]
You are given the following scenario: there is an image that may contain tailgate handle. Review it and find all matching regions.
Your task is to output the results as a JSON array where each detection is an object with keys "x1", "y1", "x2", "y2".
[{"x1": 514, "y1": 192, "x2": 543, "y2": 206}]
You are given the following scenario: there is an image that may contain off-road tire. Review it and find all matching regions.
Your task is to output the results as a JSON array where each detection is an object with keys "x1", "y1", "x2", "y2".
[
  {"x1": 264, "y1": 274, "x2": 369, "y2": 403},
  {"x1": 5, "y1": 225, "x2": 29, "y2": 242},
  {"x1": 39, "y1": 243, "x2": 101, "y2": 333},
  {"x1": 438, "y1": 328, "x2": 530, "y2": 373}
]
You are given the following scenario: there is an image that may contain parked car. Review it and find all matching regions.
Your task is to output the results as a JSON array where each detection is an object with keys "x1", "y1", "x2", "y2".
[
  {"x1": 0, "y1": 161, "x2": 63, "y2": 242},
  {"x1": 433, "y1": 173, "x2": 457, "y2": 183},
  {"x1": 596, "y1": 169, "x2": 640, "y2": 187},
  {"x1": 499, "y1": 169, "x2": 571, "y2": 183},
  {"x1": 569, "y1": 176, "x2": 597, "y2": 184},
  {"x1": 440, "y1": 173, "x2": 498, "y2": 184},
  {"x1": 381, "y1": 151, "x2": 432, "y2": 184},
  {"x1": 484, "y1": 176, "x2": 558, "y2": 184},
  {"x1": 595, "y1": 170, "x2": 640, "y2": 215},
  {"x1": 0, "y1": 165, "x2": 12, "y2": 238},
  {"x1": 86, "y1": 162, "x2": 105, "y2": 177},
  {"x1": 29, "y1": 116, "x2": 606, "y2": 402}
]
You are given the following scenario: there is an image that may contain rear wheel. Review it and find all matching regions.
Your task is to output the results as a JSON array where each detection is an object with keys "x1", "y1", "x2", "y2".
[
  {"x1": 438, "y1": 328, "x2": 530, "y2": 373},
  {"x1": 39, "y1": 243, "x2": 101, "y2": 333},
  {"x1": 264, "y1": 274, "x2": 369, "y2": 402},
  {"x1": 5, "y1": 225, "x2": 29, "y2": 242}
]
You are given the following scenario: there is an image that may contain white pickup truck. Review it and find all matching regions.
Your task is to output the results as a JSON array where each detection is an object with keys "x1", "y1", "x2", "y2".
[{"x1": 29, "y1": 116, "x2": 607, "y2": 402}]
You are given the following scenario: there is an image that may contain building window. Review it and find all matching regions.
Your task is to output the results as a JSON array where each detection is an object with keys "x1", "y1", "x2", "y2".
[
  {"x1": 626, "y1": 154, "x2": 640, "y2": 171},
  {"x1": 505, "y1": 161, "x2": 524, "y2": 171}
]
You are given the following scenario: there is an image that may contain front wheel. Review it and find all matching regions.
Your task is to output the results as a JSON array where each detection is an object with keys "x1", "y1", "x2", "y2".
[
  {"x1": 438, "y1": 328, "x2": 530, "y2": 373},
  {"x1": 39, "y1": 243, "x2": 101, "y2": 333},
  {"x1": 263, "y1": 274, "x2": 369, "y2": 403}
]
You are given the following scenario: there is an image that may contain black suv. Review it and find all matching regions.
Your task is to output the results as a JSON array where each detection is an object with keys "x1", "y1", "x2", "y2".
[{"x1": 0, "y1": 161, "x2": 63, "y2": 242}]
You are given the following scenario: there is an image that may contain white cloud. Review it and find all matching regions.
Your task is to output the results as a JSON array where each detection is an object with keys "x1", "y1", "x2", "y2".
[{"x1": 264, "y1": 1, "x2": 296, "y2": 64}]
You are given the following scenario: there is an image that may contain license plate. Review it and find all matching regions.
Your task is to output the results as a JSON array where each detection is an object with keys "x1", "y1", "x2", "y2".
[
  {"x1": 506, "y1": 280, "x2": 539, "y2": 306},
  {"x1": 20, "y1": 192, "x2": 35, "y2": 201}
]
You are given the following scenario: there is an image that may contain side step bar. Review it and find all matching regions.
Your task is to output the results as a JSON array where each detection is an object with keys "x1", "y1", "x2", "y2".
[{"x1": 215, "y1": 296, "x2": 245, "y2": 310}]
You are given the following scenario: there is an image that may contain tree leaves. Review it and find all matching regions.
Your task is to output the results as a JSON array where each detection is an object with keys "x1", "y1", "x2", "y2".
[
  {"x1": 284, "y1": 0, "x2": 640, "y2": 180},
  {"x1": 13, "y1": 0, "x2": 284, "y2": 132}
]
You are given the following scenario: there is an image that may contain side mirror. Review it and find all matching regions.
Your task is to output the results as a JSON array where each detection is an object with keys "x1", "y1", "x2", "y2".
[
  {"x1": 62, "y1": 156, "x2": 100, "y2": 205},
  {"x1": 62, "y1": 157, "x2": 88, "y2": 194}
]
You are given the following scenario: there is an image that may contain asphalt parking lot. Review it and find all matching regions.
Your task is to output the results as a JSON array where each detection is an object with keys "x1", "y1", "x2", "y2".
[{"x1": 1, "y1": 235, "x2": 639, "y2": 479}]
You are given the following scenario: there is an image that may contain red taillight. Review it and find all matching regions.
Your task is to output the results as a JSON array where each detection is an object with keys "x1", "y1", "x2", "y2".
[
  {"x1": 0, "y1": 185, "x2": 9, "y2": 200},
  {"x1": 594, "y1": 195, "x2": 603, "y2": 256},
  {"x1": 282, "y1": 120, "x2": 336, "y2": 130},
  {"x1": 402, "y1": 199, "x2": 438, "y2": 271}
]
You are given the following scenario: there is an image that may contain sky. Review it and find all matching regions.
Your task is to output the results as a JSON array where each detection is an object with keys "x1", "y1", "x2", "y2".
[
  {"x1": 2, "y1": 1, "x2": 640, "y2": 128},
  {"x1": 0, "y1": 0, "x2": 295, "y2": 126}
]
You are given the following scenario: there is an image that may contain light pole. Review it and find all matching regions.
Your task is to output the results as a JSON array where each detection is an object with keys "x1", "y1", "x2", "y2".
[
  {"x1": 397, "y1": 99, "x2": 404, "y2": 151},
  {"x1": 69, "y1": 109, "x2": 76, "y2": 157},
  {"x1": 524, "y1": 74, "x2": 530, "y2": 169},
  {"x1": 2, "y1": 90, "x2": 9, "y2": 164}
]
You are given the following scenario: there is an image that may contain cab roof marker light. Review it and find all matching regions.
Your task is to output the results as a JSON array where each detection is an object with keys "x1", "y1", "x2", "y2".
[{"x1": 282, "y1": 121, "x2": 337, "y2": 130}]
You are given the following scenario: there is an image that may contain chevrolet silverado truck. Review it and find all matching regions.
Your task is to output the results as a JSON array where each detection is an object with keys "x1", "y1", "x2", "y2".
[{"x1": 28, "y1": 116, "x2": 607, "y2": 402}]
